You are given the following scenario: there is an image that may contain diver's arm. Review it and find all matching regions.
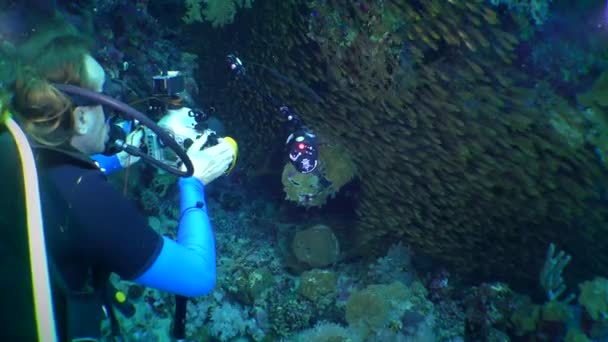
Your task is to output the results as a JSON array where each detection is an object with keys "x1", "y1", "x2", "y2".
[
  {"x1": 132, "y1": 139, "x2": 238, "y2": 295},
  {"x1": 67, "y1": 169, "x2": 216, "y2": 297},
  {"x1": 134, "y1": 176, "x2": 216, "y2": 297},
  {"x1": 91, "y1": 154, "x2": 123, "y2": 175}
]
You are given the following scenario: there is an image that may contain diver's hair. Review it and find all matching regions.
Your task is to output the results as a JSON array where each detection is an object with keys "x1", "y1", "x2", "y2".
[
  {"x1": 11, "y1": 67, "x2": 73, "y2": 146},
  {"x1": 7, "y1": 16, "x2": 96, "y2": 146}
]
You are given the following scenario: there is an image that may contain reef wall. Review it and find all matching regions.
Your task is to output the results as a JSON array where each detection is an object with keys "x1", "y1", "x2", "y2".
[{"x1": 198, "y1": 0, "x2": 608, "y2": 288}]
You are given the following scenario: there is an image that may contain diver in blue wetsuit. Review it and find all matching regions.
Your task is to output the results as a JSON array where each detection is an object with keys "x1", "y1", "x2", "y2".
[{"x1": 6, "y1": 18, "x2": 236, "y2": 341}]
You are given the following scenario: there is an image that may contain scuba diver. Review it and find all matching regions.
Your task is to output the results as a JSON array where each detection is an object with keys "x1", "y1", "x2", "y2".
[
  {"x1": 91, "y1": 77, "x2": 234, "y2": 178},
  {"x1": 2, "y1": 16, "x2": 236, "y2": 341}
]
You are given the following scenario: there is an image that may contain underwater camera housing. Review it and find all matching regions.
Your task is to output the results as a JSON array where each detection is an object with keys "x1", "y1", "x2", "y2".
[
  {"x1": 142, "y1": 106, "x2": 220, "y2": 168},
  {"x1": 142, "y1": 71, "x2": 222, "y2": 168}
]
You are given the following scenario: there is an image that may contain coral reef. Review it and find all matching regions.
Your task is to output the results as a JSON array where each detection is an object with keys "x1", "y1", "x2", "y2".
[
  {"x1": 463, "y1": 282, "x2": 516, "y2": 338},
  {"x1": 291, "y1": 322, "x2": 360, "y2": 342},
  {"x1": 367, "y1": 242, "x2": 416, "y2": 285},
  {"x1": 297, "y1": 269, "x2": 338, "y2": 302},
  {"x1": 493, "y1": 244, "x2": 608, "y2": 340},
  {"x1": 106, "y1": 208, "x2": 468, "y2": 341},
  {"x1": 38, "y1": 1, "x2": 608, "y2": 341},
  {"x1": 231, "y1": 267, "x2": 275, "y2": 305},
  {"x1": 183, "y1": 0, "x2": 254, "y2": 27},
  {"x1": 209, "y1": 302, "x2": 257, "y2": 341},
  {"x1": 345, "y1": 281, "x2": 433, "y2": 339},
  {"x1": 268, "y1": 291, "x2": 315, "y2": 337},
  {"x1": 224, "y1": 0, "x2": 608, "y2": 288}
]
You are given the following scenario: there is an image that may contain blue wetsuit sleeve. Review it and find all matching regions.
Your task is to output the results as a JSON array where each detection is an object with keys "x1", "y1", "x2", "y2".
[
  {"x1": 134, "y1": 177, "x2": 216, "y2": 297},
  {"x1": 90, "y1": 154, "x2": 122, "y2": 175}
]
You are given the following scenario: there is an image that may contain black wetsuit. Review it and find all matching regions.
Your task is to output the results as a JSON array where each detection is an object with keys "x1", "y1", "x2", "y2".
[{"x1": 35, "y1": 146, "x2": 163, "y2": 340}]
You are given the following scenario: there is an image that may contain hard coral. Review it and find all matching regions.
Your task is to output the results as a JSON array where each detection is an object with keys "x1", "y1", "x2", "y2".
[
  {"x1": 291, "y1": 224, "x2": 340, "y2": 268},
  {"x1": 345, "y1": 281, "x2": 433, "y2": 339},
  {"x1": 345, "y1": 282, "x2": 412, "y2": 338},
  {"x1": 209, "y1": 302, "x2": 255, "y2": 341},
  {"x1": 268, "y1": 292, "x2": 314, "y2": 337},
  {"x1": 297, "y1": 269, "x2": 338, "y2": 302}
]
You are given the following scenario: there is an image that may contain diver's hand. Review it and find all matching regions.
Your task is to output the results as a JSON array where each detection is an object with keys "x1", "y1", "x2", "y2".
[
  {"x1": 117, "y1": 128, "x2": 143, "y2": 168},
  {"x1": 184, "y1": 135, "x2": 234, "y2": 185}
]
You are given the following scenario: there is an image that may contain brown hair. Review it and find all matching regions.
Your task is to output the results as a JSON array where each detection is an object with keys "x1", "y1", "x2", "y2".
[
  {"x1": 8, "y1": 16, "x2": 96, "y2": 146},
  {"x1": 11, "y1": 70, "x2": 74, "y2": 146}
]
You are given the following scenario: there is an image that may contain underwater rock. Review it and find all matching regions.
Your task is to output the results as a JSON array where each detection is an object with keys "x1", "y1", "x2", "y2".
[{"x1": 291, "y1": 224, "x2": 340, "y2": 268}]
